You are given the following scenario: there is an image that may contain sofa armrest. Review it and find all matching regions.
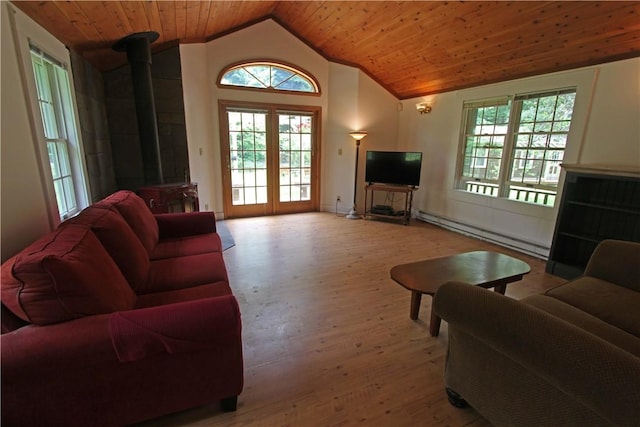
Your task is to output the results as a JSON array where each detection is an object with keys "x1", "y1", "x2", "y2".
[
  {"x1": 1, "y1": 295, "x2": 243, "y2": 426},
  {"x1": 584, "y1": 239, "x2": 640, "y2": 291},
  {"x1": 1, "y1": 313, "x2": 118, "y2": 368},
  {"x1": 1, "y1": 295, "x2": 241, "y2": 367},
  {"x1": 155, "y1": 212, "x2": 217, "y2": 238},
  {"x1": 110, "y1": 295, "x2": 241, "y2": 362},
  {"x1": 433, "y1": 281, "x2": 640, "y2": 426}
]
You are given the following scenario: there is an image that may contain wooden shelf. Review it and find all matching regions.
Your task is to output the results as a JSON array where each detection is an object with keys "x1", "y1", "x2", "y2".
[
  {"x1": 364, "y1": 184, "x2": 415, "y2": 225},
  {"x1": 566, "y1": 200, "x2": 640, "y2": 215},
  {"x1": 546, "y1": 168, "x2": 640, "y2": 279}
]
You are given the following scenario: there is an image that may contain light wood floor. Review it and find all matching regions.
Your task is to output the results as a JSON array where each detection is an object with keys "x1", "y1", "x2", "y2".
[{"x1": 137, "y1": 213, "x2": 566, "y2": 427}]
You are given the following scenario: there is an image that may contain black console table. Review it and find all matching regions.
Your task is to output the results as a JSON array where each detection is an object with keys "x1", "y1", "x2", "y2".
[{"x1": 364, "y1": 184, "x2": 415, "y2": 225}]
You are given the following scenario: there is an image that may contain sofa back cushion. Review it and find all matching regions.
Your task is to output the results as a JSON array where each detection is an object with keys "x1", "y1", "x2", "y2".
[
  {"x1": 584, "y1": 239, "x2": 640, "y2": 292},
  {"x1": 4, "y1": 225, "x2": 136, "y2": 325},
  {"x1": 96, "y1": 190, "x2": 159, "y2": 255},
  {"x1": 65, "y1": 206, "x2": 150, "y2": 291}
]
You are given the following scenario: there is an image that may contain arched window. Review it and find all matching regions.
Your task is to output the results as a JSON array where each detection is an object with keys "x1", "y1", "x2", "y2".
[{"x1": 218, "y1": 61, "x2": 320, "y2": 94}]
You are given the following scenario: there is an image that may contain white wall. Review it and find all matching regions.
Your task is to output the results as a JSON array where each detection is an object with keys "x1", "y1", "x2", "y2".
[
  {"x1": 180, "y1": 19, "x2": 399, "y2": 217},
  {"x1": 181, "y1": 20, "x2": 329, "y2": 217},
  {"x1": 578, "y1": 59, "x2": 640, "y2": 165},
  {"x1": 354, "y1": 71, "x2": 401, "y2": 211},
  {"x1": 326, "y1": 63, "x2": 359, "y2": 212},
  {"x1": 1, "y1": 4, "x2": 55, "y2": 261},
  {"x1": 324, "y1": 65, "x2": 399, "y2": 213},
  {"x1": 3, "y1": 8, "x2": 636, "y2": 261},
  {"x1": 399, "y1": 58, "x2": 640, "y2": 256}
]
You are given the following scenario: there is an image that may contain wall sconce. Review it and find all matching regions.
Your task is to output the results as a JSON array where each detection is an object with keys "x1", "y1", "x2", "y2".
[{"x1": 416, "y1": 103, "x2": 432, "y2": 114}]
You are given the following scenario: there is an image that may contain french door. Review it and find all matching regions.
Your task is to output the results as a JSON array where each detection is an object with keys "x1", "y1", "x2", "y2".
[{"x1": 219, "y1": 101, "x2": 321, "y2": 218}]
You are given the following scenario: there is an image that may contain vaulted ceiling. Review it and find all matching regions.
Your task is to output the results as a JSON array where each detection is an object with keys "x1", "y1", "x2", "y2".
[{"x1": 12, "y1": 1, "x2": 640, "y2": 99}]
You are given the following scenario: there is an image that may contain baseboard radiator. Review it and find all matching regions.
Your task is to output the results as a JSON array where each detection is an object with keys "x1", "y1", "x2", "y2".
[{"x1": 415, "y1": 210, "x2": 550, "y2": 260}]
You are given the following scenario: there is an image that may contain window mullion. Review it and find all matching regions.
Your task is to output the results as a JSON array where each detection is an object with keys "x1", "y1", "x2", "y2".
[
  {"x1": 455, "y1": 107, "x2": 473, "y2": 187},
  {"x1": 30, "y1": 45, "x2": 87, "y2": 221},
  {"x1": 457, "y1": 89, "x2": 575, "y2": 206},
  {"x1": 50, "y1": 67, "x2": 69, "y2": 141},
  {"x1": 498, "y1": 100, "x2": 521, "y2": 198}
]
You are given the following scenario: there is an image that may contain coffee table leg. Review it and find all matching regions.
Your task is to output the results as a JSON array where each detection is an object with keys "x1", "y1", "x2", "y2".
[
  {"x1": 494, "y1": 284, "x2": 507, "y2": 294},
  {"x1": 410, "y1": 291, "x2": 422, "y2": 320},
  {"x1": 429, "y1": 306, "x2": 442, "y2": 337}
]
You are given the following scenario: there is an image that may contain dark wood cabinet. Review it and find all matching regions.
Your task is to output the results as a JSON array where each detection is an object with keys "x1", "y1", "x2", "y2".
[
  {"x1": 137, "y1": 182, "x2": 199, "y2": 214},
  {"x1": 546, "y1": 164, "x2": 640, "y2": 279}
]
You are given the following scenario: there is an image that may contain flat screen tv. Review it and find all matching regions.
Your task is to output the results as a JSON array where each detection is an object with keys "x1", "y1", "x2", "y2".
[{"x1": 365, "y1": 151, "x2": 423, "y2": 187}]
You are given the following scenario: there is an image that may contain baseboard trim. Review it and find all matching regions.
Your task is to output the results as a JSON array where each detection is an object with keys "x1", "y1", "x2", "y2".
[{"x1": 416, "y1": 210, "x2": 550, "y2": 260}]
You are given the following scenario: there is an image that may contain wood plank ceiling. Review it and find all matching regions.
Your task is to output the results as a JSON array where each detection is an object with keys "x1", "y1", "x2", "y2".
[{"x1": 11, "y1": 1, "x2": 640, "y2": 99}]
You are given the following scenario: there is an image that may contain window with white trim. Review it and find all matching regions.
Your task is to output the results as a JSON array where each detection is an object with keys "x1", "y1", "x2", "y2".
[
  {"x1": 218, "y1": 61, "x2": 320, "y2": 94},
  {"x1": 30, "y1": 46, "x2": 87, "y2": 220},
  {"x1": 457, "y1": 88, "x2": 576, "y2": 206}
]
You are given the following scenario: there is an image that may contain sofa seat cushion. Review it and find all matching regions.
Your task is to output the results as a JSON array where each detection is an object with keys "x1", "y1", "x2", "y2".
[
  {"x1": 97, "y1": 190, "x2": 159, "y2": 254},
  {"x1": 1, "y1": 302, "x2": 29, "y2": 333},
  {"x1": 544, "y1": 277, "x2": 640, "y2": 337},
  {"x1": 6, "y1": 225, "x2": 136, "y2": 325},
  {"x1": 64, "y1": 206, "x2": 150, "y2": 291},
  {"x1": 523, "y1": 294, "x2": 640, "y2": 357},
  {"x1": 139, "y1": 252, "x2": 230, "y2": 295},
  {"x1": 135, "y1": 282, "x2": 233, "y2": 309},
  {"x1": 150, "y1": 233, "x2": 223, "y2": 260}
]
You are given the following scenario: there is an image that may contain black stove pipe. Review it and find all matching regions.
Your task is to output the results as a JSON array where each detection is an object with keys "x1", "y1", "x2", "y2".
[{"x1": 113, "y1": 32, "x2": 164, "y2": 185}]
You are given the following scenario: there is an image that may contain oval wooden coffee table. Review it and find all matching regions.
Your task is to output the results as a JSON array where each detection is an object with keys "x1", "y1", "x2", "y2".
[{"x1": 390, "y1": 251, "x2": 531, "y2": 336}]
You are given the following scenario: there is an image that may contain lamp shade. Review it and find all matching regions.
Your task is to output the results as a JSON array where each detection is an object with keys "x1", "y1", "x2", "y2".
[{"x1": 349, "y1": 131, "x2": 368, "y2": 141}]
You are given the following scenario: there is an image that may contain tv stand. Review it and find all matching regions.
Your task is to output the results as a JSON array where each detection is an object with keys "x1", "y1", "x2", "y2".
[{"x1": 364, "y1": 184, "x2": 414, "y2": 225}]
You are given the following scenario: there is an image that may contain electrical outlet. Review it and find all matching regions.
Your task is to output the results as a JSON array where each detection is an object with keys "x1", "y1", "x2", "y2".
[{"x1": 336, "y1": 196, "x2": 341, "y2": 202}]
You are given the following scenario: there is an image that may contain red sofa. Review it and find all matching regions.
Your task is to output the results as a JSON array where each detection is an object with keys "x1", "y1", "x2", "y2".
[{"x1": 1, "y1": 190, "x2": 243, "y2": 426}]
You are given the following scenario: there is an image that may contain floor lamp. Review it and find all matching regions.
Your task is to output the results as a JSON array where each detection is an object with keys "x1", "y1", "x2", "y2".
[{"x1": 346, "y1": 131, "x2": 368, "y2": 219}]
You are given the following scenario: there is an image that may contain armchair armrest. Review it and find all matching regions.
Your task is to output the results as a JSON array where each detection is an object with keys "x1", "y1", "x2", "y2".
[
  {"x1": 155, "y1": 211, "x2": 217, "y2": 238},
  {"x1": 584, "y1": 239, "x2": 640, "y2": 291},
  {"x1": 433, "y1": 281, "x2": 640, "y2": 426}
]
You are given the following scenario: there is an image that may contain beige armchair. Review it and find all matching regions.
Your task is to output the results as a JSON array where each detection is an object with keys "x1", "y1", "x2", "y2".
[{"x1": 433, "y1": 240, "x2": 640, "y2": 427}]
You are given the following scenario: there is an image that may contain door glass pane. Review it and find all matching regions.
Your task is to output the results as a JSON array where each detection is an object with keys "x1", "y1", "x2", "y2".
[
  {"x1": 228, "y1": 110, "x2": 268, "y2": 206},
  {"x1": 280, "y1": 186, "x2": 290, "y2": 202},
  {"x1": 302, "y1": 168, "x2": 311, "y2": 184},
  {"x1": 224, "y1": 106, "x2": 316, "y2": 215},
  {"x1": 256, "y1": 186, "x2": 268, "y2": 204},
  {"x1": 278, "y1": 113, "x2": 313, "y2": 203}
]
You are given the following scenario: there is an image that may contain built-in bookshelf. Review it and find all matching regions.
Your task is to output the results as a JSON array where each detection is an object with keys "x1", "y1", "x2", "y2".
[{"x1": 546, "y1": 164, "x2": 640, "y2": 279}]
